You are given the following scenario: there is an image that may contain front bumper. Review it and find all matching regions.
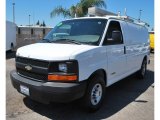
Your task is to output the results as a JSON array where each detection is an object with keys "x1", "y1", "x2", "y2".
[{"x1": 10, "y1": 70, "x2": 87, "y2": 104}]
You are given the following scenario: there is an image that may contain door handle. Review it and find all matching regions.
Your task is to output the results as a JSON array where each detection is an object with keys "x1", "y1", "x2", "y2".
[{"x1": 124, "y1": 46, "x2": 126, "y2": 54}]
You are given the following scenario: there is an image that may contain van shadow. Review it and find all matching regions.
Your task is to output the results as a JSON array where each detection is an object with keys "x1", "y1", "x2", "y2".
[
  {"x1": 6, "y1": 51, "x2": 16, "y2": 59},
  {"x1": 23, "y1": 70, "x2": 154, "y2": 120}
]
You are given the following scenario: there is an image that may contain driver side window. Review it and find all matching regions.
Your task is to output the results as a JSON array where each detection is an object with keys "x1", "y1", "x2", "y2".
[{"x1": 103, "y1": 21, "x2": 123, "y2": 45}]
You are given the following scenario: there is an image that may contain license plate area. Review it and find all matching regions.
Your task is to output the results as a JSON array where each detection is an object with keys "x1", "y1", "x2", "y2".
[{"x1": 20, "y1": 85, "x2": 30, "y2": 96}]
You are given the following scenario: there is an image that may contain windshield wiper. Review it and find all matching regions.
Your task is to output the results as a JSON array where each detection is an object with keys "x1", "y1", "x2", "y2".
[{"x1": 53, "y1": 39, "x2": 82, "y2": 45}]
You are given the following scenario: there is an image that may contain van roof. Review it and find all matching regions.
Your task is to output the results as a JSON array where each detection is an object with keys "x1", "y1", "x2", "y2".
[{"x1": 65, "y1": 16, "x2": 149, "y2": 27}]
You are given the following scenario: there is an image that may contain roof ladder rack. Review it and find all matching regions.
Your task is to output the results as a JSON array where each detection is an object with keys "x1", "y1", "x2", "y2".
[{"x1": 88, "y1": 7, "x2": 150, "y2": 27}]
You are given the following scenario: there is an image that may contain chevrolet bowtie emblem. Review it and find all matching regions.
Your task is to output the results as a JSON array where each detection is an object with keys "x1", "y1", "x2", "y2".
[{"x1": 25, "y1": 65, "x2": 32, "y2": 71}]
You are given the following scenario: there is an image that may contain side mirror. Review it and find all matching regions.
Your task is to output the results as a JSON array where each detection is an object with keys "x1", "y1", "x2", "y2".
[
  {"x1": 112, "y1": 31, "x2": 122, "y2": 42},
  {"x1": 105, "y1": 30, "x2": 122, "y2": 45}
]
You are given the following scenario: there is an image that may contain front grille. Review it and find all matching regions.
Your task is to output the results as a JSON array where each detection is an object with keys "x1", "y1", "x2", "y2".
[
  {"x1": 17, "y1": 68, "x2": 48, "y2": 81},
  {"x1": 16, "y1": 57, "x2": 49, "y2": 68},
  {"x1": 16, "y1": 57, "x2": 49, "y2": 81}
]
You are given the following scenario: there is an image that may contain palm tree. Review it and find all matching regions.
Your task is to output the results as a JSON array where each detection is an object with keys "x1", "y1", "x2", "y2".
[{"x1": 50, "y1": 0, "x2": 106, "y2": 18}]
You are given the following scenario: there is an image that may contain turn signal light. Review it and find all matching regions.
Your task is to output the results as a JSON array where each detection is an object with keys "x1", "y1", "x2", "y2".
[{"x1": 48, "y1": 75, "x2": 77, "y2": 81}]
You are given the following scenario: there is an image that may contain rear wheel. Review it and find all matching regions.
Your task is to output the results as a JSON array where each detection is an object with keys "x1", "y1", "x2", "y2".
[
  {"x1": 150, "y1": 48, "x2": 154, "y2": 53},
  {"x1": 137, "y1": 59, "x2": 147, "y2": 79},
  {"x1": 82, "y1": 76, "x2": 106, "y2": 112}
]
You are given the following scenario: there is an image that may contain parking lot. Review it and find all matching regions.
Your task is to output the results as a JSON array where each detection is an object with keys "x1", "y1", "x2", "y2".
[{"x1": 6, "y1": 52, "x2": 154, "y2": 120}]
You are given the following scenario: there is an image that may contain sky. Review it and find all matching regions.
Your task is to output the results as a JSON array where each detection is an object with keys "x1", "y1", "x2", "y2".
[{"x1": 6, "y1": 0, "x2": 154, "y2": 30}]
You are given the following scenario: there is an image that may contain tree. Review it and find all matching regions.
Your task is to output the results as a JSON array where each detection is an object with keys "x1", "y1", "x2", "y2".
[
  {"x1": 36, "y1": 20, "x2": 40, "y2": 25},
  {"x1": 42, "y1": 21, "x2": 46, "y2": 27},
  {"x1": 50, "y1": 0, "x2": 106, "y2": 18}
]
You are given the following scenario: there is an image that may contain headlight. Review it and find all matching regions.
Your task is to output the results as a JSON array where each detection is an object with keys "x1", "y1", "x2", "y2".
[
  {"x1": 48, "y1": 60, "x2": 79, "y2": 82},
  {"x1": 59, "y1": 63, "x2": 67, "y2": 72}
]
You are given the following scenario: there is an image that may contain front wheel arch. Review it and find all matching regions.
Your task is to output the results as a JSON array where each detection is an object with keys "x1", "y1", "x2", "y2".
[{"x1": 87, "y1": 69, "x2": 107, "y2": 86}]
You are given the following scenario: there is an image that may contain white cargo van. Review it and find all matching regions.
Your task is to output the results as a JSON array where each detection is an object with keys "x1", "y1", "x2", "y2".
[
  {"x1": 10, "y1": 15, "x2": 150, "y2": 111},
  {"x1": 6, "y1": 21, "x2": 17, "y2": 51}
]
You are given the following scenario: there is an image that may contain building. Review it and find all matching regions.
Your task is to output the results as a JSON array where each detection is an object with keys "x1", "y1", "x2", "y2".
[{"x1": 16, "y1": 26, "x2": 52, "y2": 48}]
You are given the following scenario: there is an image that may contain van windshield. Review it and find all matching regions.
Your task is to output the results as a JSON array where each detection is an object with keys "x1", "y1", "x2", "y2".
[{"x1": 43, "y1": 19, "x2": 107, "y2": 45}]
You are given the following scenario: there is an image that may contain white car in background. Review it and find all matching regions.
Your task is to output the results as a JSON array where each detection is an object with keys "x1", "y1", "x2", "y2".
[{"x1": 6, "y1": 21, "x2": 17, "y2": 51}]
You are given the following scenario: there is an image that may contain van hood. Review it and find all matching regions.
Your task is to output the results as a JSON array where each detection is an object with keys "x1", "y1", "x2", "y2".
[{"x1": 16, "y1": 43, "x2": 98, "y2": 61}]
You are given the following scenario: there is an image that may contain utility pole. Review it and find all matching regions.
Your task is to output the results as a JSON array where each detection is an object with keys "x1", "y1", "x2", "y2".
[
  {"x1": 29, "y1": 14, "x2": 31, "y2": 39},
  {"x1": 12, "y1": 3, "x2": 15, "y2": 23},
  {"x1": 124, "y1": 8, "x2": 127, "y2": 16},
  {"x1": 29, "y1": 14, "x2": 31, "y2": 26},
  {"x1": 138, "y1": 9, "x2": 142, "y2": 22}
]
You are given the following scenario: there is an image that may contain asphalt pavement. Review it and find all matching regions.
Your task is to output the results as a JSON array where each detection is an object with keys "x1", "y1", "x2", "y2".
[{"x1": 6, "y1": 51, "x2": 154, "y2": 120}]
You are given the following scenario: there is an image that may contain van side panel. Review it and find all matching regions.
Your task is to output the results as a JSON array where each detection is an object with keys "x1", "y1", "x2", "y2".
[{"x1": 121, "y1": 21, "x2": 149, "y2": 72}]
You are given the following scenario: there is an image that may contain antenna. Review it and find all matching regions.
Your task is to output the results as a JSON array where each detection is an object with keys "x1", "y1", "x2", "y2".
[{"x1": 138, "y1": 9, "x2": 142, "y2": 22}]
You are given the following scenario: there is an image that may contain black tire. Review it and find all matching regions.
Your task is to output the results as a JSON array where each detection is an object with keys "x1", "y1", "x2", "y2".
[
  {"x1": 137, "y1": 59, "x2": 147, "y2": 79},
  {"x1": 82, "y1": 76, "x2": 106, "y2": 112},
  {"x1": 11, "y1": 43, "x2": 14, "y2": 52},
  {"x1": 150, "y1": 49, "x2": 153, "y2": 53}
]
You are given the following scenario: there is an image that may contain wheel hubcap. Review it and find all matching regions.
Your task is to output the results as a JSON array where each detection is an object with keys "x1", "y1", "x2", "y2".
[{"x1": 91, "y1": 83, "x2": 102, "y2": 105}]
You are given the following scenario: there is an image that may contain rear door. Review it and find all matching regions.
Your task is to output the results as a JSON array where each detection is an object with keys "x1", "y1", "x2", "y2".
[{"x1": 102, "y1": 20, "x2": 127, "y2": 85}]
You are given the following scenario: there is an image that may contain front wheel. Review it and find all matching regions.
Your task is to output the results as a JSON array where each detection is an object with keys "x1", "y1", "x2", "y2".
[{"x1": 82, "y1": 76, "x2": 106, "y2": 112}]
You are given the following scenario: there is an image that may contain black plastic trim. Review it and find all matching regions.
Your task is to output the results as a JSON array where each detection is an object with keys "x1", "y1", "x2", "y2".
[{"x1": 10, "y1": 70, "x2": 86, "y2": 104}]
